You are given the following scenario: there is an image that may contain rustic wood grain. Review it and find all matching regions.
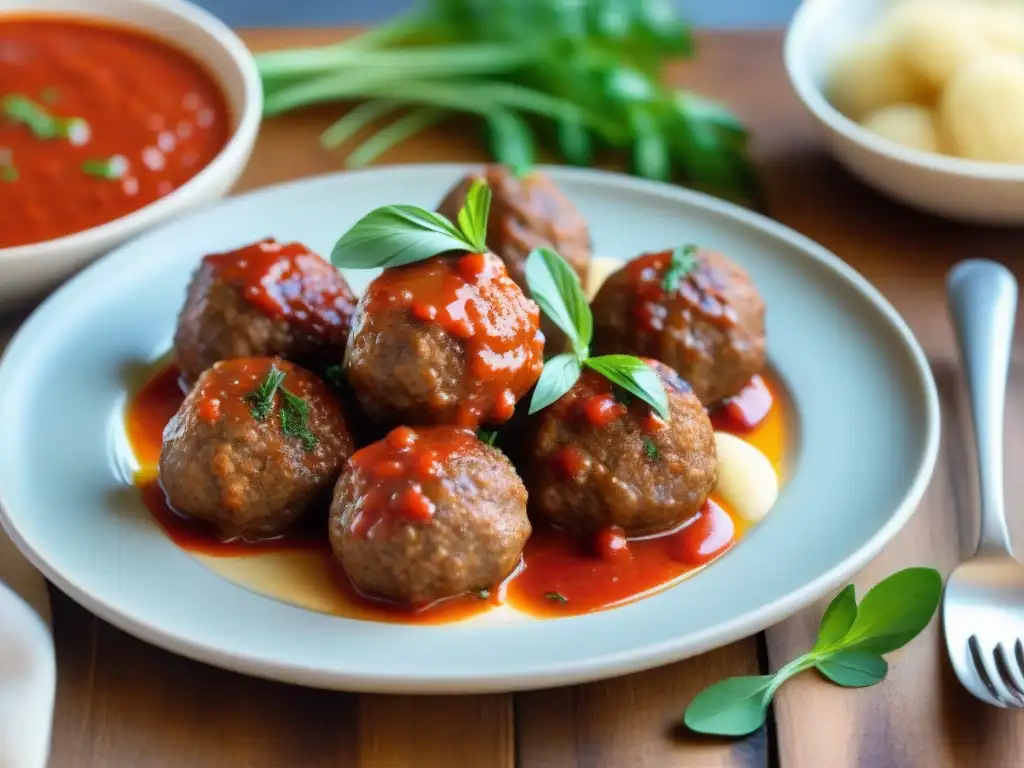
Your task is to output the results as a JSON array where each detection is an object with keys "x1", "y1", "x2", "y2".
[{"x1": 5, "y1": 27, "x2": 1023, "y2": 768}]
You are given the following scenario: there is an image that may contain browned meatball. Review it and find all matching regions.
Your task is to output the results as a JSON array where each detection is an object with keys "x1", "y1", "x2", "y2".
[
  {"x1": 174, "y1": 238, "x2": 356, "y2": 385},
  {"x1": 520, "y1": 361, "x2": 717, "y2": 535},
  {"x1": 329, "y1": 425, "x2": 530, "y2": 605},
  {"x1": 343, "y1": 252, "x2": 544, "y2": 429},
  {"x1": 160, "y1": 357, "x2": 353, "y2": 540},
  {"x1": 437, "y1": 166, "x2": 592, "y2": 353},
  {"x1": 590, "y1": 249, "x2": 766, "y2": 406}
]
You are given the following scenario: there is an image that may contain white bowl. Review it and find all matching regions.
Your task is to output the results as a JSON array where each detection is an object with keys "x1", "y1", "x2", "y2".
[
  {"x1": 785, "y1": 0, "x2": 1024, "y2": 225},
  {"x1": 0, "y1": 0, "x2": 262, "y2": 307}
]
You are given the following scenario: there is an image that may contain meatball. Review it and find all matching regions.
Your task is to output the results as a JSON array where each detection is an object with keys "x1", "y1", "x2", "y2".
[
  {"x1": 590, "y1": 249, "x2": 766, "y2": 406},
  {"x1": 520, "y1": 361, "x2": 718, "y2": 535},
  {"x1": 437, "y1": 166, "x2": 592, "y2": 352},
  {"x1": 174, "y1": 238, "x2": 356, "y2": 385},
  {"x1": 329, "y1": 425, "x2": 530, "y2": 605},
  {"x1": 160, "y1": 357, "x2": 353, "y2": 539},
  {"x1": 343, "y1": 251, "x2": 544, "y2": 428}
]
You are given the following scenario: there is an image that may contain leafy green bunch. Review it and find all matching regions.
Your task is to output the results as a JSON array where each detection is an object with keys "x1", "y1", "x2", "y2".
[
  {"x1": 684, "y1": 567, "x2": 943, "y2": 737},
  {"x1": 255, "y1": 0, "x2": 753, "y2": 198}
]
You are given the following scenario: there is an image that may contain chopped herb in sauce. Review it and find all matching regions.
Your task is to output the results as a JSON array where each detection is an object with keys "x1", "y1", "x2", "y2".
[
  {"x1": 1, "y1": 94, "x2": 90, "y2": 143},
  {"x1": 244, "y1": 365, "x2": 286, "y2": 421},
  {"x1": 324, "y1": 363, "x2": 346, "y2": 390},
  {"x1": 82, "y1": 155, "x2": 129, "y2": 180},
  {"x1": 477, "y1": 429, "x2": 499, "y2": 447},
  {"x1": 544, "y1": 591, "x2": 568, "y2": 603},
  {"x1": 661, "y1": 244, "x2": 699, "y2": 293},
  {"x1": 474, "y1": 589, "x2": 490, "y2": 600},
  {"x1": 243, "y1": 365, "x2": 319, "y2": 450},
  {"x1": 642, "y1": 436, "x2": 660, "y2": 461},
  {"x1": 280, "y1": 388, "x2": 318, "y2": 450},
  {"x1": 1, "y1": 164, "x2": 17, "y2": 183}
]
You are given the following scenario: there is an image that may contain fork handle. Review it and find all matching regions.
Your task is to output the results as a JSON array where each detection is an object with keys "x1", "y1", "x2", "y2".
[{"x1": 947, "y1": 260, "x2": 1018, "y2": 558}]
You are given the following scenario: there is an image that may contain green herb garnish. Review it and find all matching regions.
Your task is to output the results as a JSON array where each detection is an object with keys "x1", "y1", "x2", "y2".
[
  {"x1": 1, "y1": 164, "x2": 17, "y2": 183},
  {"x1": 642, "y1": 436, "x2": 659, "y2": 461},
  {"x1": 330, "y1": 178, "x2": 491, "y2": 269},
  {"x1": 544, "y1": 591, "x2": 568, "y2": 603},
  {"x1": 683, "y1": 567, "x2": 942, "y2": 737},
  {"x1": 244, "y1": 366, "x2": 286, "y2": 421},
  {"x1": 1, "y1": 94, "x2": 89, "y2": 143},
  {"x1": 477, "y1": 429, "x2": 499, "y2": 447},
  {"x1": 252, "y1": 1, "x2": 753, "y2": 198},
  {"x1": 661, "y1": 244, "x2": 699, "y2": 293},
  {"x1": 243, "y1": 365, "x2": 319, "y2": 450},
  {"x1": 474, "y1": 589, "x2": 490, "y2": 600},
  {"x1": 82, "y1": 155, "x2": 128, "y2": 180},
  {"x1": 526, "y1": 247, "x2": 669, "y2": 419},
  {"x1": 280, "y1": 389, "x2": 319, "y2": 450}
]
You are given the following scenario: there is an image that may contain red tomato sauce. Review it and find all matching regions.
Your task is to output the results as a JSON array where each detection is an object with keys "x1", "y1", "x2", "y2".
[
  {"x1": 361, "y1": 252, "x2": 545, "y2": 427},
  {"x1": 126, "y1": 362, "x2": 789, "y2": 622},
  {"x1": 0, "y1": 17, "x2": 230, "y2": 248},
  {"x1": 627, "y1": 249, "x2": 738, "y2": 332},
  {"x1": 203, "y1": 239, "x2": 356, "y2": 343}
]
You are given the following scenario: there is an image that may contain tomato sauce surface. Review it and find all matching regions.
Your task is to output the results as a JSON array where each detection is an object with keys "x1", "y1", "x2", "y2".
[
  {"x1": 0, "y1": 17, "x2": 230, "y2": 248},
  {"x1": 361, "y1": 252, "x2": 544, "y2": 427},
  {"x1": 203, "y1": 239, "x2": 356, "y2": 342},
  {"x1": 126, "y1": 362, "x2": 789, "y2": 623}
]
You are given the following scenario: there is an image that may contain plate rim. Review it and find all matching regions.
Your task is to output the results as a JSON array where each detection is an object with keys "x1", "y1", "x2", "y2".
[{"x1": 0, "y1": 163, "x2": 941, "y2": 693}]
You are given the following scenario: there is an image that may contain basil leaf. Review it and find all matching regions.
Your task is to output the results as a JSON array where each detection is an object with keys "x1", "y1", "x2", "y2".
[
  {"x1": 457, "y1": 178, "x2": 491, "y2": 252},
  {"x1": 682, "y1": 675, "x2": 774, "y2": 737},
  {"x1": 529, "y1": 353, "x2": 581, "y2": 414},
  {"x1": 584, "y1": 355, "x2": 669, "y2": 420},
  {"x1": 837, "y1": 567, "x2": 942, "y2": 656},
  {"x1": 816, "y1": 651, "x2": 887, "y2": 688},
  {"x1": 525, "y1": 247, "x2": 591, "y2": 356},
  {"x1": 331, "y1": 204, "x2": 474, "y2": 269},
  {"x1": 813, "y1": 585, "x2": 857, "y2": 653}
]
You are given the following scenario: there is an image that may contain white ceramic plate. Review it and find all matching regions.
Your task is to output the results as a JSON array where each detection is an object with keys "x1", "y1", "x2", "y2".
[{"x1": 0, "y1": 164, "x2": 939, "y2": 693}]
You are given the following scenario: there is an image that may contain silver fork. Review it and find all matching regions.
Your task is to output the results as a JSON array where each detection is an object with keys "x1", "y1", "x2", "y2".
[{"x1": 943, "y1": 259, "x2": 1024, "y2": 709}]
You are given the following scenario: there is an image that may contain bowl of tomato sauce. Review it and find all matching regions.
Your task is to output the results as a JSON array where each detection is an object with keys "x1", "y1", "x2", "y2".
[{"x1": 0, "y1": 0, "x2": 262, "y2": 307}]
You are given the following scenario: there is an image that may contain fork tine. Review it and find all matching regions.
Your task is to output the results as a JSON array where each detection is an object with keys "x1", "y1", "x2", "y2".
[
  {"x1": 994, "y1": 643, "x2": 1024, "y2": 704},
  {"x1": 969, "y1": 635, "x2": 1013, "y2": 708}
]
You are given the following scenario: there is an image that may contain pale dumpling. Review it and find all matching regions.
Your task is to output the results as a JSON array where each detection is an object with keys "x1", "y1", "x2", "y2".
[
  {"x1": 861, "y1": 104, "x2": 942, "y2": 154},
  {"x1": 940, "y1": 52, "x2": 1024, "y2": 162},
  {"x1": 827, "y1": 32, "x2": 932, "y2": 121},
  {"x1": 887, "y1": 3, "x2": 989, "y2": 90}
]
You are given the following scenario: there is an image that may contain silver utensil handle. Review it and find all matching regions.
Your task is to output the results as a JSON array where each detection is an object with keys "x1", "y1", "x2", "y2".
[{"x1": 947, "y1": 260, "x2": 1018, "y2": 558}]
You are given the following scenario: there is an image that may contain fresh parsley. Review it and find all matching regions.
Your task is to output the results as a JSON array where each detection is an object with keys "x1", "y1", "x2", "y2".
[
  {"x1": 642, "y1": 436, "x2": 660, "y2": 461},
  {"x1": 661, "y1": 244, "x2": 699, "y2": 293},
  {"x1": 683, "y1": 567, "x2": 942, "y2": 737},
  {"x1": 544, "y1": 591, "x2": 568, "y2": 604},
  {"x1": 280, "y1": 389, "x2": 319, "y2": 450},
  {"x1": 330, "y1": 178, "x2": 492, "y2": 269},
  {"x1": 243, "y1": 365, "x2": 319, "y2": 450},
  {"x1": 82, "y1": 155, "x2": 129, "y2": 180},
  {"x1": 2, "y1": 94, "x2": 89, "y2": 143},
  {"x1": 244, "y1": 366, "x2": 286, "y2": 422},
  {"x1": 525, "y1": 247, "x2": 669, "y2": 419}
]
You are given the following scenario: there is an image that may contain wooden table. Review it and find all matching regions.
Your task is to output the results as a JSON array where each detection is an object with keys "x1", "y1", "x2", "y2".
[{"x1": 5, "y1": 28, "x2": 1024, "y2": 767}]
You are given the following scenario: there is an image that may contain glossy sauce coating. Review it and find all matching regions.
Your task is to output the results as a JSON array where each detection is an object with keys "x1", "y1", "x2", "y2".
[
  {"x1": 359, "y1": 252, "x2": 544, "y2": 426},
  {"x1": 128, "y1": 363, "x2": 789, "y2": 621},
  {"x1": 345, "y1": 425, "x2": 478, "y2": 538},
  {"x1": 0, "y1": 17, "x2": 230, "y2": 248},
  {"x1": 627, "y1": 250, "x2": 737, "y2": 333},
  {"x1": 203, "y1": 239, "x2": 355, "y2": 343}
]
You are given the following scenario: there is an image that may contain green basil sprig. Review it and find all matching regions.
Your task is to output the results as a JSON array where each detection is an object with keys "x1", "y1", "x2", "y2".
[
  {"x1": 525, "y1": 247, "x2": 669, "y2": 419},
  {"x1": 683, "y1": 567, "x2": 942, "y2": 737},
  {"x1": 331, "y1": 178, "x2": 491, "y2": 269}
]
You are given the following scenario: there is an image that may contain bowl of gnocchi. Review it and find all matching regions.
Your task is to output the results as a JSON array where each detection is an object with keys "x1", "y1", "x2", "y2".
[{"x1": 786, "y1": 0, "x2": 1024, "y2": 224}]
